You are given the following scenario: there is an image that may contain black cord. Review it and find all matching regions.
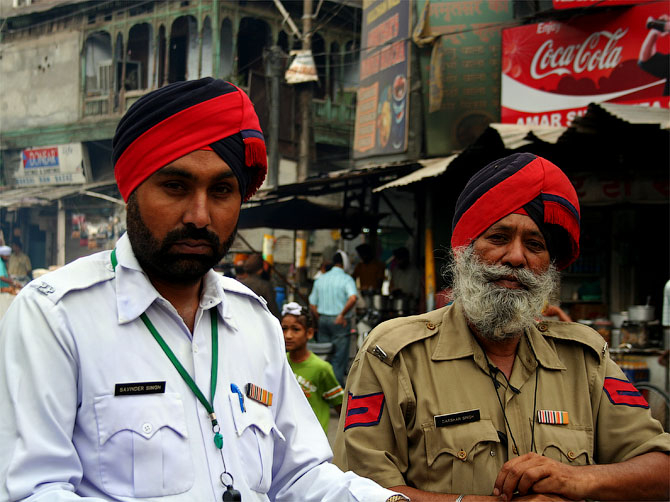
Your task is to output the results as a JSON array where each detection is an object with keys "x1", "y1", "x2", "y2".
[
  {"x1": 527, "y1": 337, "x2": 541, "y2": 454},
  {"x1": 481, "y1": 350, "x2": 521, "y2": 457},
  {"x1": 478, "y1": 333, "x2": 541, "y2": 457},
  {"x1": 530, "y1": 367, "x2": 539, "y2": 453}
]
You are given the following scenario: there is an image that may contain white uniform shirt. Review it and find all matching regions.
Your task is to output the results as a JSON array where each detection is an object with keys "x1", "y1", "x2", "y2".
[{"x1": 0, "y1": 233, "x2": 399, "y2": 502}]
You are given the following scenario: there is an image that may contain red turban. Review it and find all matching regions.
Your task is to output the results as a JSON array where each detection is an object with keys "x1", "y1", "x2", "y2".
[
  {"x1": 451, "y1": 153, "x2": 580, "y2": 270},
  {"x1": 112, "y1": 78, "x2": 267, "y2": 202}
]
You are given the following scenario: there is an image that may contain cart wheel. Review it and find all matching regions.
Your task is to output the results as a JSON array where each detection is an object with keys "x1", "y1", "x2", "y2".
[{"x1": 635, "y1": 381, "x2": 670, "y2": 432}]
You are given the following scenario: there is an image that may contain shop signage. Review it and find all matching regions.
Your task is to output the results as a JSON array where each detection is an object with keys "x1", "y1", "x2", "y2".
[
  {"x1": 15, "y1": 143, "x2": 87, "y2": 186},
  {"x1": 501, "y1": 2, "x2": 670, "y2": 127},
  {"x1": 353, "y1": 0, "x2": 411, "y2": 158},
  {"x1": 415, "y1": 0, "x2": 514, "y2": 155},
  {"x1": 572, "y1": 175, "x2": 669, "y2": 204}
]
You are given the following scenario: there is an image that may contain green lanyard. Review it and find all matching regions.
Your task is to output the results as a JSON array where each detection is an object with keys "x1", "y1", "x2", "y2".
[{"x1": 111, "y1": 249, "x2": 223, "y2": 449}]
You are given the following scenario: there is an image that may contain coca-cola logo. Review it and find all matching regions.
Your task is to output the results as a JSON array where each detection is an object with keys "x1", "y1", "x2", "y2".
[{"x1": 530, "y1": 28, "x2": 628, "y2": 79}]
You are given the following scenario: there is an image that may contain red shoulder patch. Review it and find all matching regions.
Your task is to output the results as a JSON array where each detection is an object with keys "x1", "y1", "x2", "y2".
[
  {"x1": 603, "y1": 377, "x2": 649, "y2": 408},
  {"x1": 344, "y1": 392, "x2": 385, "y2": 430}
]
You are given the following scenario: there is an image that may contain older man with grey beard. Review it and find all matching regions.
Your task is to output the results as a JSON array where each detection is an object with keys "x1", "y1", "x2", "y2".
[{"x1": 334, "y1": 153, "x2": 670, "y2": 502}]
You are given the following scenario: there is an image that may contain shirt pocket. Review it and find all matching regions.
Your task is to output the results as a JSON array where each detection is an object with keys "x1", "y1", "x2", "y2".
[
  {"x1": 423, "y1": 418, "x2": 501, "y2": 495},
  {"x1": 94, "y1": 393, "x2": 194, "y2": 497},
  {"x1": 535, "y1": 423, "x2": 593, "y2": 465},
  {"x1": 229, "y1": 392, "x2": 286, "y2": 494}
]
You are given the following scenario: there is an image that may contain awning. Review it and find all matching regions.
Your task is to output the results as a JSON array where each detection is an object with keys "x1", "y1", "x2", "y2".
[
  {"x1": 594, "y1": 102, "x2": 670, "y2": 129},
  {"x1": 373, "y1": 102, "x2": 670, "y2": 193},
  {"x1": 258, "y1": 160, "x2": 420, "y2": 199},
  {"x1": 239, "y1": 197, "x2": 385, "y2": 230},
  {"x1": 373, "y1": 154, "x2": 458, "y2": 192},
  {"x1": 488, "y1": 123, "x2": 567, "y2": 149},
  {"x1": 0, "y1": 180, "x2": 121, "y2": 209}
]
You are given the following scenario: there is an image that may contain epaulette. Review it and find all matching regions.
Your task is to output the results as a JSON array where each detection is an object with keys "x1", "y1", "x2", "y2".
[
  {"x1": 537, "y1": 319, "x2": 608, "y2": 361},
  {"x1": 218, "y1": 275, "x2": 270, "y2": 311},
  {"x1": 363, "y1": 306, "x2": 447, "y2": 366},
  {"x1": 28, "y1": 252, "x2": 115, "y2": 304}
]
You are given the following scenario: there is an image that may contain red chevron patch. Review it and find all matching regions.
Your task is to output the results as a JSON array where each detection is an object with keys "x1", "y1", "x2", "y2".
[
  {"x1": 344, "y1": 392, "x2": 385, "y2": 430},
  {"x1": 603, "y1": 377, "x2": 649, "y2": 408}
]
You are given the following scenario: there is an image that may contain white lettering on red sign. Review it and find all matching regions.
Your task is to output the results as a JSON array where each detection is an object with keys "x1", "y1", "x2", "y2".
[
  {"x1": 530, "y1": 28, "x2": 627, "y2": 79},
  {"x1": 536, "y1": 22, "x2": 561, "y2": 35}
]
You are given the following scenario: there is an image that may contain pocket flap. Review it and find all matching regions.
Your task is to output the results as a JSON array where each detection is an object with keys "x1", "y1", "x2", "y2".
[
  {"x1": 94, "y1": 393, "x2": 188, "y2": 445},
  {"x1": 424, "y1": 418, "x2": 499, "y2": 466},
  {"x1": 228, "y1": 393, "x2": 285, "y2": 440},
  {"x1": 537, "y1": 424, "x2": 592, "y2": 463}
]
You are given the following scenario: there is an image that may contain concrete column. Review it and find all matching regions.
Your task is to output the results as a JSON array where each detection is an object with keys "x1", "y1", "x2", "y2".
[{"x1": 57, "y1": 200, "x2": 66, "y2": 266}]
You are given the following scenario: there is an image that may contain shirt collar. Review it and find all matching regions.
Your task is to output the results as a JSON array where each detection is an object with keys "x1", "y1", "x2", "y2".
[
  {"x1": 432, "y1": 300, "x2": 565, "y2": 371},
  {"x1": 113, "y1": 233, "x2": 225, "y2": 325}
]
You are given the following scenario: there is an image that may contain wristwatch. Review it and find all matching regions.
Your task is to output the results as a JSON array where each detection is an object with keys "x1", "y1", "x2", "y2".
[{"x1": 385, "y1": 495, "x2": 410, "y2": 502}]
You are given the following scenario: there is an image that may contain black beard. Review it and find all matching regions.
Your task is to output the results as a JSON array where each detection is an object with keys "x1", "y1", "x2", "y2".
[{"x1": 126, "y1": 195, "x2": 236, "y2": 285}]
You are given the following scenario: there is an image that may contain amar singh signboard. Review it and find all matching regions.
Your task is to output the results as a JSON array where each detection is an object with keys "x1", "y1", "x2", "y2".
[
  {"x1": 501, "y1": 2, "x2": 669, "y2": 126},
  {"x1": 353, "y1": 0, "x2": 411, "y2": 159}
]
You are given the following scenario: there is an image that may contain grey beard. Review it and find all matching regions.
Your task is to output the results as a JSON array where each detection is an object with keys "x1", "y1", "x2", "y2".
[{"x1": 449, "y1": 246, "x2": 559, "y2": 341}]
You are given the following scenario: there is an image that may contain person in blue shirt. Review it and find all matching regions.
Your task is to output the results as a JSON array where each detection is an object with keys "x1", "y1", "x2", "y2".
[{"x1": 309, "y1": 251, "x2": 358, "y2": 386}]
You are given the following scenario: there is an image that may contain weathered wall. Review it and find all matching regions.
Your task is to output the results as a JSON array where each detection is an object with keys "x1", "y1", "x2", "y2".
[{"x1": 0, "y1": 30, "x2": 81, "y2": 131}]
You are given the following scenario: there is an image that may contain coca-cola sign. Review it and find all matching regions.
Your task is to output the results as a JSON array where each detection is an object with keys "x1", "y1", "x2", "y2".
[
  {"x1": 530, "y1": 28, "x2": 627, "y2": 79},
  {"x1": 502, "y1": 2, "x2": 669, "y2": 126}
]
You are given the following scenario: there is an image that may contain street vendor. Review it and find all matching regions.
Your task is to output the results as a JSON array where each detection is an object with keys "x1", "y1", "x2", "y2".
[
  {"x1": 334, "y1": 152, "x2": 670, "y2": 501},
  {"x1": 0, "y1": 78, "x2": 408, "y2": 502}
]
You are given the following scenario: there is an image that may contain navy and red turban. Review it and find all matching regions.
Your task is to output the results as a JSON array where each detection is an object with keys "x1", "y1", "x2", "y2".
[
  {"x1": 112, "y1": 78, "x2": 267, "y2": 202},
  {"x1": 451, "y1": 152, "x2": 580, "y2": 270}
]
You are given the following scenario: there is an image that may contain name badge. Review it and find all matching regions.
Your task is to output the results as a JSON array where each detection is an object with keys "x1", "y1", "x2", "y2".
[
  {"x1": 115, "y1": 381, "x2": 166, "y2": 396},
  {"x1": 434, "y1": 409, "x2": 480, "y2": 427}
]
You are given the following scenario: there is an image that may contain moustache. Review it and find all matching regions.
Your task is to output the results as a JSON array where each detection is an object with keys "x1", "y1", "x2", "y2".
[
  {"x1": 160, "y1": 224, "x2": 221, "y2": 252},
  {"x1": 479, "y1": 264, "x2": 541, "y2": 290}
]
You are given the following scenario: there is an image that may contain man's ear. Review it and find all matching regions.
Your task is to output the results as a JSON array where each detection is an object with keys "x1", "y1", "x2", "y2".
[{"x1": 307, "y1": 328, "x2": 315, "y2": 340}]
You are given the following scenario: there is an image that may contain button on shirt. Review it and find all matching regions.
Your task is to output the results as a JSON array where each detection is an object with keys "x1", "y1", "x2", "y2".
[
  {"x1": 0, "y1": 233, "x2": 399, "y2": 502},
  {"x1": 309, "y1": 266, "x2": 358, "y2": 316}
]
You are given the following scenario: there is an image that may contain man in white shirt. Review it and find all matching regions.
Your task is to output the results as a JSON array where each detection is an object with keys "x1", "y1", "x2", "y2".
[{"x1": 0, "y1": 78, "x2": 407, "y2": 502}]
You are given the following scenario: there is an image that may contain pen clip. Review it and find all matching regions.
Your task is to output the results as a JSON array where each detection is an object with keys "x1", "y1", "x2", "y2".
[{"x1": 230, "y1": 383, "x2": 245, "y2": 412}]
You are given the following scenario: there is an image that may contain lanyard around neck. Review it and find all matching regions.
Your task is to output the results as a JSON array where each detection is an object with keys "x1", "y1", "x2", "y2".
[{"x1": 110, "y1": 249, "x2": 223, "y2": 449}]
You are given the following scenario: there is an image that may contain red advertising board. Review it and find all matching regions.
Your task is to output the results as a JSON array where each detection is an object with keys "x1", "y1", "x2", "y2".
[
  {"x1": 501, "y1": 2, "x2": 669, "y2": 126},
  {"x1": 553, "y1": 0, "x2": 646, "y2": 9}
]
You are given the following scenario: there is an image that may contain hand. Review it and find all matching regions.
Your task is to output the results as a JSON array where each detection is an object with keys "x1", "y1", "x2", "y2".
[
  {"x1": 541, "y1": 305, "x2": 572, "y2": 322},
  {"x1": 493, "y1": 453, "x2": 585, "y2": 501},
  {"x1": 335, "y1": 313, "x2": 346, "y2": 326}
]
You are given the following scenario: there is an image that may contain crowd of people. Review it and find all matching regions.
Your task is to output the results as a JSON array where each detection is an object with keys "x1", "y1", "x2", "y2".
[{"x1": 0, "y1": 78, "x2": 668, "y2": 501}]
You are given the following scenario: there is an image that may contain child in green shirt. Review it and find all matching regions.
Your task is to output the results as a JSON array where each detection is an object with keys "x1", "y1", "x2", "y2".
[{"x1": 281, "y1": 302, "x2": 343, "y2": 433}]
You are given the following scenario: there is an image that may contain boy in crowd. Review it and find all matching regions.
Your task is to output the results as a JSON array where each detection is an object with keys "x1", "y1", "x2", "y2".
[{"x1": 282, "y1": 302, "x2": 344, "y2": 433}]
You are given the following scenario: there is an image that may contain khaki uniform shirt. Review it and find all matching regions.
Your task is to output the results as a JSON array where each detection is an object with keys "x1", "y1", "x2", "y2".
[{"x1": 333, "y1": 302, "x2": 670, "y2": 496}]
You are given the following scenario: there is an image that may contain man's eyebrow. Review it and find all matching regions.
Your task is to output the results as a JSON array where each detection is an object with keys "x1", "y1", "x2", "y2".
[
  {"x1": 486, "y1": 223, "x2": 513, "y2": 233},
  {"x1": 487, "y1": 223, "x2": 546, "y2": 239},
  {"x1": 155, "y1": 166, "x2": 237, "y2": 182},
  {"x1": 154, "y1": 166, "x2": 196, "y2": 180}
]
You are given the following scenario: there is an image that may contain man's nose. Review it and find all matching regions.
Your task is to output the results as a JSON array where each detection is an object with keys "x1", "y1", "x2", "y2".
[
  {"x1": 501, "y1": 238, "x2": 526, "y2": 268},
  {"x1": 183, "y1": 191, "x2": 211, "y2": 228}
]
